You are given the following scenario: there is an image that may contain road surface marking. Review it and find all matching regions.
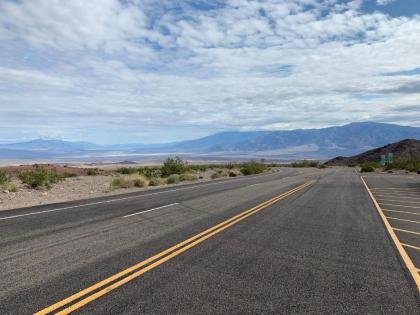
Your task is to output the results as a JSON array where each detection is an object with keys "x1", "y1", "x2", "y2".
[
  {"x1": 371, "y1": 188, "x2": 420, "y2": 191},
  {"x1": 393, "y1": 228, "x2": 420, "y2": 236},
  {"x1": 123, "y1": 203, "x2": 179, "y2": 218},
  {"x1": 386, "y1": 217, "x2": 420, "y2": 224},
  {"x1": 378, "y1": 203, "x2": 420, "y2": 209},
  {"x1": 375, "y1": 194, "x2": 420, "y2": 200},
  {"x1": 0, "y1": 171, "x2": 283, "y2": 221},
  {"x1": 247, "y1": 183, "x2": 260, "y2": 187},
  {"x1": 360, "y1": 177, "x2": 420, "y2": 292},
  {"x1": 371, "y1": 190, "x2": 420, "y2": 195},
  {"x1": 377, "y1": 198, "x2": 420, "y2": 204},
  {"x1": 35, "y1": 180, "x2": 314, "y2": 315},
  {"x1": 382, "y1": 209, "x2": 420, "y2": 216},
  {"x1": 402, "y1": 243, "x2": 420, "y2": 251}
]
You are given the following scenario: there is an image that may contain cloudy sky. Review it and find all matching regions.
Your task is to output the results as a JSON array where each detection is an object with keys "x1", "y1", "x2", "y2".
[{"x1": 0, "y1": 0, "x2": 420, "y2": 144}]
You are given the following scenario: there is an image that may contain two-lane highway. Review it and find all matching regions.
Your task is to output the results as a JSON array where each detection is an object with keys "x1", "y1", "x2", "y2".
[{"x1": 0, "y1": 168, "x2": 419, "y2": 314}]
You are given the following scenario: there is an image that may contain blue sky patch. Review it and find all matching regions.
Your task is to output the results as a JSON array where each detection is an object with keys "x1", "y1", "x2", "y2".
[
  {"x1": 383, "y1": 67, "x2": 420, "y2": 76},
  {"x1": 362, "y1": 0, "x2": 420, "y2": 17}
]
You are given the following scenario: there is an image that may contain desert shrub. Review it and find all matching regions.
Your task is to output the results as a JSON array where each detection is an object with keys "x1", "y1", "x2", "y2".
[
  {"x1": 226, "y1": 163, "x2": 235, "y2": 170},
  {"x1": 384, "y1": 157, "x2": 420, "y2": 173},
  {"x1": 0, "y1": 171, "x2": 18, "y2": 192},
  {"x1": 358, "y1": 162, "x2": 381, "y2": 172},
  {"x1": 211, "y1": 172, "x2": 222, "y2": 179},
  {"x1": 240, "y1": 160, "x2": 266, "y2": 176},
  {"x1": 110, "y1": 174, "x2": 149, "y2": 189},
  {"x1": 87, "y1": 168, "x2": 100, "y2": 176},
  {"x1": 215, "y1": 169, "x2": 223, "y2": 174},
  {"x1": 161, "y1": 157, "x2": 187, "y2": 177},
  {"x1": 166, "y1": 174, "x2": 181, "y2": 184},
  {"x1": 360, "y1": 165, "x2": 374, "y2": 173},
  {"x1": 18, "y1": 169, "x2": 63, "y2": 189},
  {"x1": 116, "y1": 167, "x2": 139, "y2": 175},
  {"x1": 229, "y1": 171, "x2": 237, "y2": 177},
  {"x1": 111, "y1": 178, "x2": 122, "y2": 189},
  {"x1": 148, "y1": 177, "x2": 165, "y2": 186},
  {"x1": 290, "y1": 160, "x2": 320, "y2": 168},
  {"x1": 0, "y1": 183, "x2": 18, "y2": 192},
  {"x1": 317, "y1": 164, "x2": 327, "y2": 169},
  {"x1": 119, "y1": 178, "x2": 135, "y2": 188},
  {"x1": 0, "y1": 170, "x2": 10, "y2": 185},
  {"x1": 180, "y1": 173, "x2": 198, "y2": 181},
  {"x1": 139, "y1": 167, "x2": 162, "y2": 179},
  {"x1": 187, "y1": 164, "x2": 208, "y2": 172},
  {"x1": 62, "y1": 172, "x2": 77, "y2": 178},
  {"x1": 132, "y1": 176, "x2": 148, "y2": 187},
  {"x1": 3, "y1": 183, "x2": 18, "y2": 192}
]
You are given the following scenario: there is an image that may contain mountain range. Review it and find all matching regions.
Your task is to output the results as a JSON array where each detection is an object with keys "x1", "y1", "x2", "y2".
[{"x1": 1, "y1": 122, "x2": 420, "y2": 162}]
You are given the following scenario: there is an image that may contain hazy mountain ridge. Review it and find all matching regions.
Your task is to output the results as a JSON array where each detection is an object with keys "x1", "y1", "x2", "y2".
[
  {"x1": 1, "y1": 122, "x2": 420, "y2": 161},
  {"x1": 154, "y1": 122, "x2": 420, "y2": 157}
]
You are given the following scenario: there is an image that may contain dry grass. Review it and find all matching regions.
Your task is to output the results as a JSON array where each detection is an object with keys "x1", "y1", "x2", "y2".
[{"x1": 110, "y1": 174, "x2": 149, "y2": 190}]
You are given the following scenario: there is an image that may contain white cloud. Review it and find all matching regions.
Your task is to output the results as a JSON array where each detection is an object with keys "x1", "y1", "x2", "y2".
[
  {"x1": 0, "y1": 0, "x2": 419, "y2": 143},
  {"x1": 376, "y1": 0, "x2": 396, "y2": 6}
]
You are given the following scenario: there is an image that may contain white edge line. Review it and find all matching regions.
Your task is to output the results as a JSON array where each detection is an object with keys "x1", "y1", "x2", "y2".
[
  {"x1": 0, "y1": 171, "x2": 281, "y2": 221},
  {"x1": 123, "y1": 203, "x2": 179, "y2": 218}
]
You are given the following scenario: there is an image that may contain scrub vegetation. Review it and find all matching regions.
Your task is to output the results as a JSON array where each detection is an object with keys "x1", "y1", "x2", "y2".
[
  {"x1": 110, "y1": 157, "x2": 273, "y2": 190},
  {"x1": 0, "y1": 170, "x2": 18, "y2": 192},
  {"x1": 18, "y1": 169, "x2": 75, "y2": 189},
  {"x1": 110, "y1": 174, "x2": 149, "y2": 190},
  {"x1": 285, "y1": 160, "x2": 326, "y2": 168},
  {"x1": 384, "y1": 157, "x2": 420, "y2": 173}
]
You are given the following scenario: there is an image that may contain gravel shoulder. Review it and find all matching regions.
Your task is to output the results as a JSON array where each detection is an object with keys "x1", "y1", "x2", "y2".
[{"x1": 0, "y1": 168, "x2": 269, "y2": 211}]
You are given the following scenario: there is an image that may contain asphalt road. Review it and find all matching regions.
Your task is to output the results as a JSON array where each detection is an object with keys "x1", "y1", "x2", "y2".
[{"x1": 0, "y1": 168, "x2": 419, "y2": 314}]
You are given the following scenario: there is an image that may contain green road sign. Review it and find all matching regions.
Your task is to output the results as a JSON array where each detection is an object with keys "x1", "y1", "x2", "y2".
[{"x1": 380, "y1": 153, "x2": 395, "y2": 165}]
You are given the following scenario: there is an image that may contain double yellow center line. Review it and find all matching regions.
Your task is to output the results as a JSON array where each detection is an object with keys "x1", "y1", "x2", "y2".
[{"x1": 35, "y1": 180, "x2": 315, "y2": 315}]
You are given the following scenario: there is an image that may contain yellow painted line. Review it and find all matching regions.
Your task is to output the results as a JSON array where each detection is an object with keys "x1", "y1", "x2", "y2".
[
  {"x1": 387, "y1": 217, "x2": 420, "y2": 224},
  {"x1": 377, "y1": 198, "x2": 420, "y2": 204},
  {"x1": 382, "y1": 209, "x2": 420, "y2": 216},
  {"x1": 35, "y1": 180, "x2": 314, "y2": 315},
  {"x1": 402, "y1": 243, "x2": 420, "y2": 251},
  {"x1": 393, "y1": 228, "x2": 420, "y2": 236},
  {"x1": 361, "y1": 177, "x2": 420, "y2": 292}
]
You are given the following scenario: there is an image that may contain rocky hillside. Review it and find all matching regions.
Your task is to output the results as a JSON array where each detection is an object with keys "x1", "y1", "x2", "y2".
[{"x1": 326, "y1": 139, "x2": 420, "y2": 165}]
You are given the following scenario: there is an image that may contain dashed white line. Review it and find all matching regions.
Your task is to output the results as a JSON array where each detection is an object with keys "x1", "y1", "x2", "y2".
[
  {"x1": 123, "y1": 203, "x2": 179, "y2": 218},
  {"x1": 0, "y1": 171, "x2": 282, "y2": 221},
  {"x1": 247, "y1": 183, "x2": 260, "y2": 187}
]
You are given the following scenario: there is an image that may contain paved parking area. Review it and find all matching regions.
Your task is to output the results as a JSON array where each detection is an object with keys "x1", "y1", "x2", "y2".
[{"x1": 362, "y1": 173, "x2": 420, "y2": 289}]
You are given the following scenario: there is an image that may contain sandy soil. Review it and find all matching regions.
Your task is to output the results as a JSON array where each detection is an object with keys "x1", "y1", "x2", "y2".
[{"x1": 0, "y1": 167, "x2": 248, "y2": 211}]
